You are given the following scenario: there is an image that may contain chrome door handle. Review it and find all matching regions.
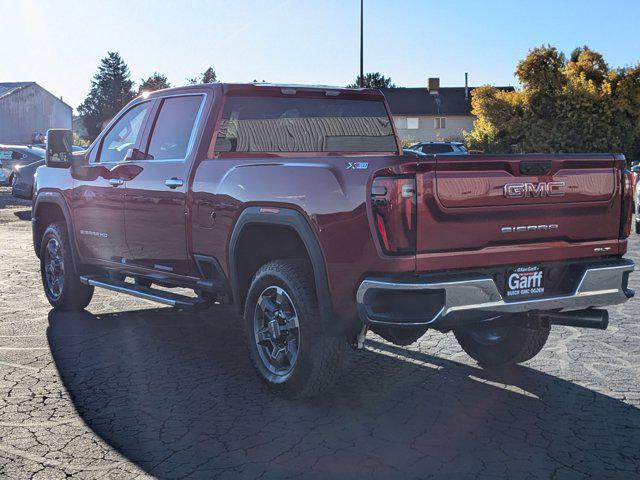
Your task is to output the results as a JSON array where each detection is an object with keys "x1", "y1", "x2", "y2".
[
  {"x1": 165, "y1": 178, "x2": 184, "y2": 189},
  {"x1": 109, "y1": 178, "x2": 124, "y2": 187}
]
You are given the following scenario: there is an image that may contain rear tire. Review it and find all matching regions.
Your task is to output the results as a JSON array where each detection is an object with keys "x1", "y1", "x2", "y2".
[
  {"x1": 243, "y1": 259, "x2": 346, "y2": 398},
  {"x1": 40, "y1": 222, "x2": 94, "y2": 311},
  {"x1": 454, "y1": 316, "x2": 550, "y2": 368}
]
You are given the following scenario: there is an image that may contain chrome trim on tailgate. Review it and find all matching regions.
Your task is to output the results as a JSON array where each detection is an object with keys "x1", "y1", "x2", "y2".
[{"x1": 356, "y1": 259, "x2": 635, "y2": 327}]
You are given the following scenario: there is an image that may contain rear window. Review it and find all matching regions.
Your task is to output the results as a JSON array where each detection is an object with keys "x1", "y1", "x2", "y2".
[{"x1": 214, "y1": 95, "x2": 396, "y2": 153}]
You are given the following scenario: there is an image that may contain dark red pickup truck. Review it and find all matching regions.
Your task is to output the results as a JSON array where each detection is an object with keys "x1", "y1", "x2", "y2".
[{"x1": 33, "y1": 83, "x2": 635, "y2": 397}]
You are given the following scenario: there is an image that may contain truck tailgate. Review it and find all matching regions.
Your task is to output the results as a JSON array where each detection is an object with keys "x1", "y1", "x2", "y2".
[{"x1": 416, "y1": 155, "x2": 621, "y2": 259}]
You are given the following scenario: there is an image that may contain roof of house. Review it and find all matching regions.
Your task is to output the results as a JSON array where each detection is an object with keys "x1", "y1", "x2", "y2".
[
  {"x1": 0, "y1": 82, "x2": 36, "y2": 99},
  {"x1": 380, "y1": 86, "x2": 515, "y2": 116},
  {"x1": 0, "y1": 82, "x2": 71, "y2": 109}
]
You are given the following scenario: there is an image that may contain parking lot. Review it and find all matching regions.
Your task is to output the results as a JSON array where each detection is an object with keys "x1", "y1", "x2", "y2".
[{"x1": 0, "y1": 187, "x2": 638, "y2": 479}]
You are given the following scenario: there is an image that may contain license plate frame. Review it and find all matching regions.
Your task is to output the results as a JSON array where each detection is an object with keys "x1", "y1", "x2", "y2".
[{"x1": 505, "y1": 265, "x2": 545, "y2": 299}]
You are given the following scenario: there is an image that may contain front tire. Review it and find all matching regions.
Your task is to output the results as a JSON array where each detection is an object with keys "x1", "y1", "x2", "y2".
[
  {"x1": 454, "y1": 316, "x2": 550, "y2": 368},
  {"x1": 40, "y1": 222, "x2": 94, "y2": 311},
  {"x1": 244, "y1": 260, "x2": 346, "y2": 398}
]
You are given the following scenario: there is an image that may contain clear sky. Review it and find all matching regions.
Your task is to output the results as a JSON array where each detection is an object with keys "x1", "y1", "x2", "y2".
[{"x1": 4, "y1": 0, "x2": 639, "y2": 111}]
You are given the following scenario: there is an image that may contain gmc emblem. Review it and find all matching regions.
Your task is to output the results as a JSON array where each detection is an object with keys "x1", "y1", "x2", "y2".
[{"x1": 503, "y1": 181, "x2": 566, "y2": 198}]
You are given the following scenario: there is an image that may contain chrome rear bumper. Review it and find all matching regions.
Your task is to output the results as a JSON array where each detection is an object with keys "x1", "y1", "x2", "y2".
[{"x1": 356, "y1": 259, "x2": 635, "y2": 327}]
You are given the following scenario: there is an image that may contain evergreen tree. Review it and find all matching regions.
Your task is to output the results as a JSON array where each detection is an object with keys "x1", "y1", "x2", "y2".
[
  {"x1": 78, "y1": 52, "x2": 136, "y2": 138},
  {"x1": 138, "y1": 72, "x2": 171, "y2": 94},
  {"x1": 347, "y1": 72, "x2": 395, "y2": 88},
  {"x1": 187, "y1": 67, "x2": 218, "y2": 85}
]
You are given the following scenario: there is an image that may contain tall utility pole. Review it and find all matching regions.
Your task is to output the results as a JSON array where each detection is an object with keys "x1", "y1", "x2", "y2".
[{"x1": 359, "y1": 0, "x2": 364, "y2": 87}]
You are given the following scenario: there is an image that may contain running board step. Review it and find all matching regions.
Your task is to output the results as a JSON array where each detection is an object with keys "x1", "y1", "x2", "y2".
[{"x1": 80, "y1": 275, "x2": 208, "y2": 309}]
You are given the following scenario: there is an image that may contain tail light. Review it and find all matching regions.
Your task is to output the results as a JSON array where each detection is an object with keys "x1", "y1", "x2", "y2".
[
  {"x1": 620, "y1": 168, "x2": 634, "y2": 239},
  {"x1": 371, "y1": 176, "x2": 417, "y2": 254}
]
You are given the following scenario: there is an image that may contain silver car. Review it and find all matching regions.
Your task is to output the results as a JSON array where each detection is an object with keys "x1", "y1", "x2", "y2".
[{"x1": 0, "y1": 145, "x2": 45, "y2": 185}]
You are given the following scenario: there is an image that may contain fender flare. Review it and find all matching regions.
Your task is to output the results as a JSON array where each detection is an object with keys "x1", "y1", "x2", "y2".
[
  {"x1": 228, "y1": 207, "x2": 333, "y2": 323},
  {"x1": 32, "y1": 191, "x2": 79, "y2": 268}
]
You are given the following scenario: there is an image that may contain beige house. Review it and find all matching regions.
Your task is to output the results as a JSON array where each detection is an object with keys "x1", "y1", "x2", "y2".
[{"x1": 381, "y1": 78, "x2": 514, "y2": 144}]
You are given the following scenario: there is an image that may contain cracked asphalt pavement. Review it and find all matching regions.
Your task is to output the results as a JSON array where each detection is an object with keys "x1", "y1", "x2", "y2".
[{"x1": 0, "y1": 187, "x2": 639, "y2": 479}]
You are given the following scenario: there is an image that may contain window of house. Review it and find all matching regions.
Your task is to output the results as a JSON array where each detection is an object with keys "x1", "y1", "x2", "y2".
[
  {"x1": 406, "y1": 117, "x2": 419, "y2": 129},
  {"x1": 146, "y1": 95, "x2": 203, "y2": 161},
  {"x1": 214, "y1": 95, "x2": 396, "y2": 153},
  {"x1": 434, "y1": 117, "x2": 446, "y2": 129},
  {"x1": 97, "y1": 102, "x2": 149, "y2": 163}
]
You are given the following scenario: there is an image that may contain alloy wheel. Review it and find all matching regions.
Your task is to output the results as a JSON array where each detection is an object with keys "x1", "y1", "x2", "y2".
[
  {"x1": 253, "y1": 286, "x2": 300, "y2": 377},
  {"x1": 44, "y1": 238, "x2": 64, "y2": 300}
]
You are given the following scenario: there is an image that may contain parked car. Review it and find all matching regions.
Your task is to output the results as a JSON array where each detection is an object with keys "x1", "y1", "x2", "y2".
[
  {"x1": 0, "y1": 145, "x2": 45, "y2": 186},
  {"x1": 402, "y1": 148, "x2": 428, "y2": 157},
  {"x1": 407, "y1": 141, "x2": 469, "y2": 155},
  {"x1": 32, "y1": 143, "x2": 87, "y2": 153},
  {"x1": 32, "y1": 83, "x2": 635, "y2": 398},
  {"x1": 11, "y1": 158, "x2": 43, "y2": 199}
]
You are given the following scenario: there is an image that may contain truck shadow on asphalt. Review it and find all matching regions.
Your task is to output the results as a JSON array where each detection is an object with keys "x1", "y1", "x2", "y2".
[{"x1": 47, "y1": 307, "x2": 639, "y2": 479}]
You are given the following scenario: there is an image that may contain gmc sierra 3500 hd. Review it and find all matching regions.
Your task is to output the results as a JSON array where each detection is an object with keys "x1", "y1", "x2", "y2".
[{"x1": 33, "y1": 83, "x2": 635, "y2": 397}]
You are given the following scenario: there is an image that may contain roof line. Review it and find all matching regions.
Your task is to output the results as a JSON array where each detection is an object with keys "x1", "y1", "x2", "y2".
[
  {"x1": 0, "y1": 82, "x2": 72, "y2": 109},
  {"x1": 0, "y1": 82, "x2": 35, "y2": 101}
]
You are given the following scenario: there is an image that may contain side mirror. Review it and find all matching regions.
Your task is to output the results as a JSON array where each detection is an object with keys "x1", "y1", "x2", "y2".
[{"x1": 45, "y1": 129, "x2": 73, "y2": 168}]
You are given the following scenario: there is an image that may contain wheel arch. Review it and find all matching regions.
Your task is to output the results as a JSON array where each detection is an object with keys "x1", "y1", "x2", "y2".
[
  {"x1": 229, "y1": 207, "x2": 332, "y2": 323},
  {"x1": 32, "y1": 192, "x2": 78, "y2": 267}
]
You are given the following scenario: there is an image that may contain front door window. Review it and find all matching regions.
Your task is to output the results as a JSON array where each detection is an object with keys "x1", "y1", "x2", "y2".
[{"x1": 98, "y1": 102, "x2": 149, "y2": 163}]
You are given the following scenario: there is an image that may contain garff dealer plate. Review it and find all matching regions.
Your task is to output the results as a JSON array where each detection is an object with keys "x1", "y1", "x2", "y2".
[{"x1": 505, "y1": 265, "x2": 545, "y2": 298}]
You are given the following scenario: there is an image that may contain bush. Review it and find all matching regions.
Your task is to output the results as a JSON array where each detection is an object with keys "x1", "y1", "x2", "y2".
[{"x1": 466, "y1": 45, "x2": 640, "y2": 160}]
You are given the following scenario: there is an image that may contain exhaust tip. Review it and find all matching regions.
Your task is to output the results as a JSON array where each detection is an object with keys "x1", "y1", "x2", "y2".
[{"x1": 546, "y1": 308, "x2": 609, "y2": 330}]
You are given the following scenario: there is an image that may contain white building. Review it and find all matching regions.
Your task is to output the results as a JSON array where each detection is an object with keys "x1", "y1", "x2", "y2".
[
  {"x1": 381, "y1": 78, "x2": 514, "y2": 144},
  {"x1": 0, "y1": 82, "x2": 72, "y2": 144}
]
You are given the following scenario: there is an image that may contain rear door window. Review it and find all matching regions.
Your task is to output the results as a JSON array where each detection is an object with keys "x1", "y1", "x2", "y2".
[
  {"x1": 215, "y1": 95, "x2": 396, "y2": 153},
  {"x1": 145, "y1": 95, "x2": 203, "y2": 161}
]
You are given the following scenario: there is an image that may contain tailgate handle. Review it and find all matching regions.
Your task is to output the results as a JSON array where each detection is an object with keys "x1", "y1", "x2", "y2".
[{"x1": 520, "y1": 160, "x2": 552, "y2": 176}]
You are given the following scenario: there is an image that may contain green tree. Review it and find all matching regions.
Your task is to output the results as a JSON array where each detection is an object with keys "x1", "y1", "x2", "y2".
[
  {"x1": 77, "y1": 52, "x2": 136, "y2": 139},
  {"x1": 347, "y1": 72, "x2": 395, "y2": 88},
  {"x1": 466, "y1": 45, "x2": 640, "y2": 160},
  {"x1": 515, "y1": 45, "x2": 566, "y2": 94},
  {"x1": 138, "y1": 72, "x2": 171, "y2": 94},
  {"x1": 566, "y1": 46, "x2": 609, "y2": 85},
  {"x1": 187, "y1": 67, "x2": 218, "y2": 85}
]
